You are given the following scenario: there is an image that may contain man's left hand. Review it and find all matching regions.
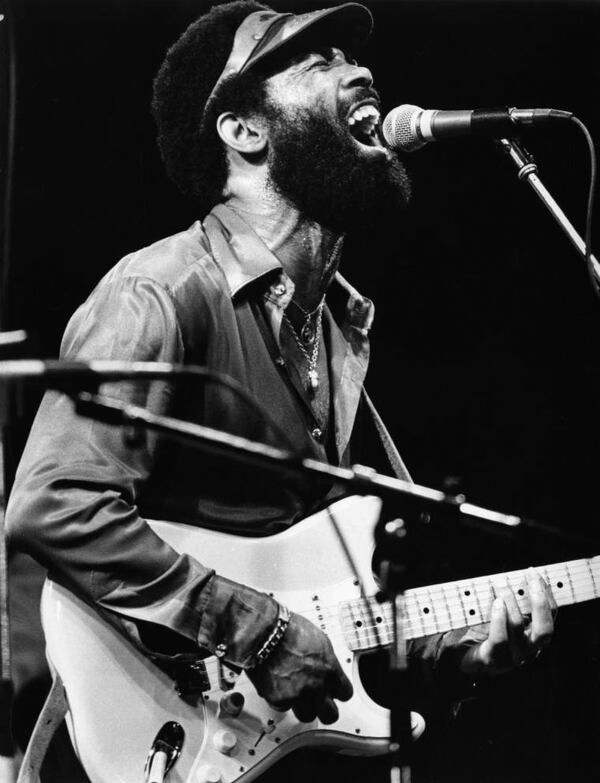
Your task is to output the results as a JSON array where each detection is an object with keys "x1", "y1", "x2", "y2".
[{"x1": 459, "y1": 568, "x2": 556, "y2": 676}]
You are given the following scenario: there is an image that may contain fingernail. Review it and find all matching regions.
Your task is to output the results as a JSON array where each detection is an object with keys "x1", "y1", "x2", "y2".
[{"x1": 527, "y1": 567, "x2": 544, "y2": 592}]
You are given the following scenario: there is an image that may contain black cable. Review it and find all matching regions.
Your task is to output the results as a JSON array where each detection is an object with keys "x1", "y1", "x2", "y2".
[
  {"x1": 63, "y1": 362, "x2": 300, "y2": 455},
  {"x1": 0, "y1": 0, "x2": 16, "y2": 329},
  {"x1": 570, "y1": 115, "x2": 598, "y2": 297}
]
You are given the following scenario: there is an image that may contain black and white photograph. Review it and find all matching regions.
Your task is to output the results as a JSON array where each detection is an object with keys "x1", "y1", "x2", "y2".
[{"x1": 1, "y1": 0, "x2": 600, "y2": 781}]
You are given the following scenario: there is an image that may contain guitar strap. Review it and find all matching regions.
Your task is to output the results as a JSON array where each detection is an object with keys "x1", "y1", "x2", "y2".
[
  {"x1": 16, "y1": 673, "x2": 67, "y2": 783},
  {"x1": 362, "y1": 389, "x2": 413, "y2": 483}
]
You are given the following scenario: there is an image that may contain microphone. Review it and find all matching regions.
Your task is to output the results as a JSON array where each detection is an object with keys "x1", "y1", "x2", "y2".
[{"x1": 382, "y1": 105, "x2": 573, "y2": 152}]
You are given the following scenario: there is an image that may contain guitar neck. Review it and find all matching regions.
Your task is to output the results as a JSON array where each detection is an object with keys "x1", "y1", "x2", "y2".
[{"x1": 341, "y1": 556, "x2": 600, "y2": 652}]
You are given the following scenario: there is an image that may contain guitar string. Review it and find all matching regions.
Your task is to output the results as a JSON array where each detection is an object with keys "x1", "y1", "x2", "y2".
[
  {"x1": 288, "y1": 576, "x2": 598, "y2": 647},
  {"x1": 336, "y1": 591, "x2": 599, "y2": 647},
  {"x1": 199, "y1": 562, "x2": 600, "y2": 676},
  {"x1": 343, "y1": 562, "x2": 599, "y2": 614},
  {"x1": 295, "y1": 564, "x2": 600, "y2": 649},
  {"x1": 290, "y1": 561, "x2": 598, "y2": 621},
  {"x1": 343, "y1": 570, "x2": 597, "y2": 626}
]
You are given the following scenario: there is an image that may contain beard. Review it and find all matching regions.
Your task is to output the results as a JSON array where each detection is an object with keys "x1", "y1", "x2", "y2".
[{"x1": 263, "y1": 96, "x2": 412, "y2": 234}]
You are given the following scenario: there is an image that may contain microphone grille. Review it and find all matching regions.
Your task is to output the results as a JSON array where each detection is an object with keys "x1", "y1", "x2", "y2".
[{"x1": 382, "y1": 104, "x2": 426, "y2": 152}]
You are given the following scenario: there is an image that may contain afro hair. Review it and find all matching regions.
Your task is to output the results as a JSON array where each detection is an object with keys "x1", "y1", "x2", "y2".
[{"x1": 152, "y1": 0, "x2": 270, "y2": 214}]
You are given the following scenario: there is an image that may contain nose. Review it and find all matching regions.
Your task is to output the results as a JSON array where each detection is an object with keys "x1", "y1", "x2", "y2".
[{"x1": 341, "y1": 63, "x2": 374, "y2": 91}]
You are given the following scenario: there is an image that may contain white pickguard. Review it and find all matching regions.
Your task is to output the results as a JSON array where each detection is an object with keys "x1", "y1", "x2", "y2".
[{"x1": 41, "y1": 495, "x2": 423, "y2": 783}]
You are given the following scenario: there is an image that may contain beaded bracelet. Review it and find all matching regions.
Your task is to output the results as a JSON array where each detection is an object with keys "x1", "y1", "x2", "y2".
[{"x1": 249, "y1": 603, "x2": 291, "y2": 669}]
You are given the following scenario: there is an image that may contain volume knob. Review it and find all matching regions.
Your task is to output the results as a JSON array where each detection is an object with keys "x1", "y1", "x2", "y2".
[
  {"x1": 196, "y1": 764, "x2": 222, "y2": 783},
  {"x1": 213, "y1": 729, "x2": 238, "y2": 754},
  {"x1": 219, "y1": 691, "x2": 245, "y2": 717}
]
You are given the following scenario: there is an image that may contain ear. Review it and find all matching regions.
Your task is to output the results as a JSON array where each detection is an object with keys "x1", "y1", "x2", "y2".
[{"x1": 216, "y1": 111, "x2": 268, "y2": 155}]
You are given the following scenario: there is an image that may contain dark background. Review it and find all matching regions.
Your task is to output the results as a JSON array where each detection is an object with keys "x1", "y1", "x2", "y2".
[{"x1": 3, "y1": 0, "x2": 600, "y2": 780}]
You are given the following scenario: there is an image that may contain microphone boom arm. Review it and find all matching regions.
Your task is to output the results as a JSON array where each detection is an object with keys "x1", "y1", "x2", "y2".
[{"x1": 72, "y1": 389, "x2": 600, "y2": 547}]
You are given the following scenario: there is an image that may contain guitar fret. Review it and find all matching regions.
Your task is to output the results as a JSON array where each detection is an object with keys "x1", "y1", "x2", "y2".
[
  {"x1": 564, "y1": 563, "x2": 577, "y2": 603},
  {"x1": 440, "y1": 584, "x2": 453, "y2": 632},
  {"x1": 590, "y1": 560, "x2": 600, "y2": 599},
  {"x1": 426, "y1": 586, "x2": 441, "y2": 634},
  {"x1": 472, "y1": 578, "x2": 484, "y2": 621},
  {"x1": 411, "y1": 591, "x2": 432, "y2": 636},
  {"x1": 547, "y1": 563, "x2": 574, "y2": 607}
]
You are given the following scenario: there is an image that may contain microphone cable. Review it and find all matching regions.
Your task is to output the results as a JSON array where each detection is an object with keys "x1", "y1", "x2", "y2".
[{"x1": 569, "y1": 116, "x2": 598, "y2": 298}]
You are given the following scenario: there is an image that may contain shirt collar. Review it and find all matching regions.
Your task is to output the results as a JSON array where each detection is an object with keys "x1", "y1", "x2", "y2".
[
  {"x1": 202, "y1": 202, "x2": 375, "y2": 335},
  {"x1": 203, "y1": 203, "x2": 284, "y2": 298}
]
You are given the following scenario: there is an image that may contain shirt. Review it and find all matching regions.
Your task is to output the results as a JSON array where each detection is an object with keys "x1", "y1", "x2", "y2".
[
  {"x1": 5, "y1": 203, "x2": 380, "y2": 670},
  {"x1": 6, "y1": 203, "x2": 479, "y2": 697}
]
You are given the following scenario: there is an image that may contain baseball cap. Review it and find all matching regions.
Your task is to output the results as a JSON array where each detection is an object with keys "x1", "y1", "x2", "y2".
[{"x1": 202, "y1": 3, "x2": 374, "y2": 123}]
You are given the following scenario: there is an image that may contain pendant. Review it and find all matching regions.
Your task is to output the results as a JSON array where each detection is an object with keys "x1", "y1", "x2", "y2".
[
  {"x1": 300, "y1": 321, "x2": 316, "y2": 346},
  {"x1": 307, "y1": 369, "x2": 319, "y2": 394}
]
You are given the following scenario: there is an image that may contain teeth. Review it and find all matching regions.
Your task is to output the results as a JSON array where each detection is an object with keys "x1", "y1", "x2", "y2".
[{"x1": 348, "y1": 104, "x2": 381, "y2": 129}]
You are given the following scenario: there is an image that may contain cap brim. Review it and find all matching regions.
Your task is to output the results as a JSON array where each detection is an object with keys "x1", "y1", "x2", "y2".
[{"x1": 243, "y1": 3, "x2": 374, "y2": 75}]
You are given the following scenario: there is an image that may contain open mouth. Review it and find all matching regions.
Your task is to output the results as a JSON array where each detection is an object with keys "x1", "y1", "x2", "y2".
[{"x1": 347, "y1": 103, "x2": 383, "y2": 149}]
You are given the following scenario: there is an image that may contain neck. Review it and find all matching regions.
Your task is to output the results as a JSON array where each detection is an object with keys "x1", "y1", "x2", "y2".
[{"x1": 225, "y1": 188, "x2": 344, "y2": 309}]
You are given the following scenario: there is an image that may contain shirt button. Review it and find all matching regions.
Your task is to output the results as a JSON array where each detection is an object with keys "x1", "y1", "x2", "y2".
[
  {"x1": 311, "y1": 427, "x2": 323, "y2": 443},
  {"x1": 273, "y1": 283, "x2": 286, "y2": 297}
]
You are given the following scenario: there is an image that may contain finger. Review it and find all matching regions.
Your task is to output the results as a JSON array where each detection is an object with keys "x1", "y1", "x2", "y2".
[
  {"x1": 527, "y1": 569, "x2": 554, "y2": 649},
  {"x1": 542, "y1": 575, "x2": 559, "y2": 615},
  {"x1": 292, "y1": 694, "x2": 319, "y2": 724},
  {"x1": 328, "y1": 658, "x2": 353, "y2": 702},
  {"x1": 270, "y1": 700, "x2": 293, "y2": 713},
  {"x1": 317, "y1": 696, "x2": 339, "y2": 725},
  {"x1": 500, "y1": 584, "x2": 526, "y2": 630},
  {"x1": 499, "y1": 584, "x2": 534, "y2": 664},
  {"x1": 486, "y1": 598, "x2": 510, "y2": 648},
  {"x1": 473, "y1": 598, "x2": 510, "y2": 670}
]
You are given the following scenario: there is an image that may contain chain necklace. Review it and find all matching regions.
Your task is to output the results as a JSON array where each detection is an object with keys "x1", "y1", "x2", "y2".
[
  {"x1": 288, "y1": 296, "x2": 325, "y2": 346},
  {"x1": 282, "y1": 299, "x2": 325, "y2": 394}
]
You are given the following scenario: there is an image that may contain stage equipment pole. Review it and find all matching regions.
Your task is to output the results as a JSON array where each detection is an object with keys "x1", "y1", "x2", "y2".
[{"x1": 497, "y1": 137, "x2": 600, "y2": 281}]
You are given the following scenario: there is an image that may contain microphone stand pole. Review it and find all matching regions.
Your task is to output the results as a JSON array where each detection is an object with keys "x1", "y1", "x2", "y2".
[
  {"x1": 377, "y1": 518, "x2": 413, "y2": 783},
  {"x1": 0, "y1": 336, "x2": 27, "y2": 783},
  {"x1": 497, "y1": 137, "x2": 600, "y2": 282}
]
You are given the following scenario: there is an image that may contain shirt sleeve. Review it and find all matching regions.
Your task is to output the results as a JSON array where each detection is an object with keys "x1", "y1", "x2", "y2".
[
  {"x1": 5, "y1": 274, "x2": 279, "y2": 669},
  {"x1": 408, "y1": 627, "x2": 484, "y2": 706}
]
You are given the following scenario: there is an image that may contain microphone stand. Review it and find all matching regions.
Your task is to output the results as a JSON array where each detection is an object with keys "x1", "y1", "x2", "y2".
[
  {"x1": 4, "y1": 364, "x2": 599, "y2": 783},
  {"x1": 72, "y1": 388, "x2": 600, "y2": 783},
  {"x1": 0, "y1": 336, "x2": 27, "y2": 783},
  {"x1": 497, "y1": 137, "x2": 600, "y2": 281}
]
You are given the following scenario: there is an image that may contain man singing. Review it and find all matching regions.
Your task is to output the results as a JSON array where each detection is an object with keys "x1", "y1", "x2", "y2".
[{"x1": 6, "y1": 2, "x2": 554, "y2": 780}]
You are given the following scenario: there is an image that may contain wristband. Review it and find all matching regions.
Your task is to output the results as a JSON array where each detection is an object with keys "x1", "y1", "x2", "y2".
[{"x1": 248, "y1": 603, "x2": 290, "y2": 669}]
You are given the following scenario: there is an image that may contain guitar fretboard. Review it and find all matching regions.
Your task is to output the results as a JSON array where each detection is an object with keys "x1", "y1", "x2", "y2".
[{"x1": 340, "y1": 557, "x2": 600, "y2": 652}]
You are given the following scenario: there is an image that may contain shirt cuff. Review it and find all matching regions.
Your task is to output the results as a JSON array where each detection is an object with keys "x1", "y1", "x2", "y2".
[{"x1": 196, "y1": 574, "x2": 280, "y2": 669}]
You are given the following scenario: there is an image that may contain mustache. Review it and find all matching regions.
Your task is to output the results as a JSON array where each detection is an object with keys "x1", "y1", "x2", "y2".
[{"x1": 342, "y1": 87, "x2": 382, "y2": 116}]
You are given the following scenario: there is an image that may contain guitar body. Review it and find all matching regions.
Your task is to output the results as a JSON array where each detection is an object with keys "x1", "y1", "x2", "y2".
[{"x1": 41, "y1": 495, "x2": 421, "y2": 783}]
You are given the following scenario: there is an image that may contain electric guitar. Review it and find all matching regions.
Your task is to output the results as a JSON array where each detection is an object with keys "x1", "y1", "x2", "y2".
[{"x1": 41, "y1": 494, "x2": 600, "y2": 783}]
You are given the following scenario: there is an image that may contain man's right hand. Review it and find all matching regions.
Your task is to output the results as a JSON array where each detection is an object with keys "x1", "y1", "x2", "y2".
[{"x1": 246, "y1": 612, "x2": 353, "y2": 724}]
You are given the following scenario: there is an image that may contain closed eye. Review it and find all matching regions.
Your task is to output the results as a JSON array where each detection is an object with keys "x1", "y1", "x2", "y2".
[{"x1": 308, "y1": 47, "x2": 357, "y2": 68}]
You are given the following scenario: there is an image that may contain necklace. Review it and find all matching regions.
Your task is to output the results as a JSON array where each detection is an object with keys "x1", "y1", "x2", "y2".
[
  {"x1": 282, "y1": 299, "x2": 325, "y2": 394},
  {"x1": 288, "y1": 297, "x2": 325, "y2": 346}
]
